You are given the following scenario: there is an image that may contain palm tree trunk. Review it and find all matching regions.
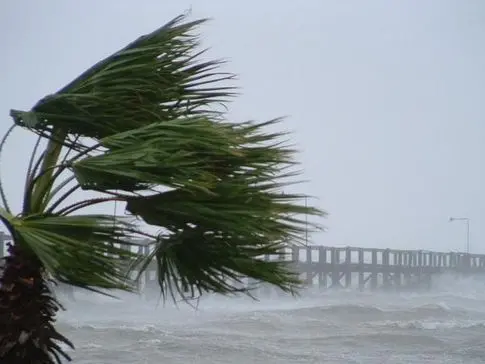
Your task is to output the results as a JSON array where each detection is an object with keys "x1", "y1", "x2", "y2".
[{"x1": 0, "y1": 243, "x2": 73, "y2": 363}]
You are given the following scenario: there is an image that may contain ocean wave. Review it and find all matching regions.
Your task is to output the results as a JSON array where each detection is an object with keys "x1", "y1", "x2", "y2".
[
  {"x1": 58, "y1": 301, "x2": 473, "y2": 332},
  {"x1": 278, "y1": 302, "x2": 463, "y2": 319},
  {"x1": 407, "y1": 302, "x2": 452, "y2": 314},
  {"x1": 366, "y1": 319, "x2": 485, "y2": 330},
  {"x1": 287, "y1": 303, "x2": 384, "y2": 316},
  {"x1": 59, "y1": 322, "x2": 167, "y2": 333}
]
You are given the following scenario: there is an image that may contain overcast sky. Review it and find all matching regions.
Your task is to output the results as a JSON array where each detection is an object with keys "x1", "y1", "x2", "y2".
[{"x1": 1, "y1": 1, "x2": 484, "y2": 252}]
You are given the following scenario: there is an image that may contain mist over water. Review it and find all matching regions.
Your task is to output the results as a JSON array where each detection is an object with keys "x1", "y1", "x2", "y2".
[{"x1": 57, "y1": 275, "x2": 485, "y2": 363}]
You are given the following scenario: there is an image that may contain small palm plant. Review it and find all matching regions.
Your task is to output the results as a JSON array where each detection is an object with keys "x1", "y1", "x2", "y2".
[{"x1": 0, "y1": 15, "x2": 322, "y2": 363}]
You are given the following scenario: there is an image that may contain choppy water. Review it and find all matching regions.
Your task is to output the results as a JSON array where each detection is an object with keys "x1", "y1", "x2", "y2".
[{"x1": 57, "y1": 275, "x2": 485, "y2": 363}]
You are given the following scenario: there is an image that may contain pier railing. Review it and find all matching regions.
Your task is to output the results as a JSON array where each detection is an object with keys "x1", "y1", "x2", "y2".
[
  {"x1": 2, "y1": 234, "x2": 485, "y2": 291},
  {"x1": 122, "y1": 244, "x2": 485, "y2": 292}
]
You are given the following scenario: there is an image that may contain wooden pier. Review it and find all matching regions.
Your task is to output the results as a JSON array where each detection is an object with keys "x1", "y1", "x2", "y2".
[
  {"x1": 2, "y1": 233, "x2": 485, "y2": 292},
  {"x1": 286, "y1": 246, "x2": 485, "y2": 291},
  {"x1": 130, "y1": 244, "x2": 485, "y2": 293}
]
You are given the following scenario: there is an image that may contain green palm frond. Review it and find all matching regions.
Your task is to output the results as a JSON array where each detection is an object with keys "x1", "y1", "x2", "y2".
[
  {"x1": 148, "y1": 232, "x2": 300, "y2": 302},
  {"x1": 8, "y1": 214, "x2": 138, "y2": 295},
  {"x1": 70, "y1": 118, "x2": 240, "y2": 193},
  {"x1": 4, "y1": 14, "x2": 324, "y2": 301},
  {"x1": 70, "y1": 117, "x2": 296, "y2": 194},
  {"x1": 10, "y1": 15, "x2": 234, "y2": 146}
]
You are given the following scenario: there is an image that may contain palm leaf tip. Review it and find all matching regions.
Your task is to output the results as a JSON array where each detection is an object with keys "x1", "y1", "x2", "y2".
[
  {"x1": 126, "y1": 183, "x2": 322, "y2": 300},
  {"x1": 10, "y1": 14, "x2": 236, "y2": 144},
  {"x1": 112, "y1": 118, "x2": 324, "y2": 300},
  {"x1": 141, "y1": 232, "x2": 304, "y2": 301}
]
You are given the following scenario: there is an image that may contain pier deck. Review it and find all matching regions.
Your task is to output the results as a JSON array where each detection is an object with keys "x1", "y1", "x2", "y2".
[
  {"x1": 1, "y1": 233, "x2": 484, "y2": 292},
  {"x1": 131, "y1": 244, "x2": 485, "y2": 292}
]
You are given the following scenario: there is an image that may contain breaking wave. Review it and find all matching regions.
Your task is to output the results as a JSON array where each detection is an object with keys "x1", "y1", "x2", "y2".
[{"x1": 56, "y1": 277, "x2": 485, "y2": 363}]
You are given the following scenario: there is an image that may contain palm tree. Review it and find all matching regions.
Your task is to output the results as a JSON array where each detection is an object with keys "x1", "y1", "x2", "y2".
[{"x1": 0, "y1": 14, "x2": 323, "y2": 363}]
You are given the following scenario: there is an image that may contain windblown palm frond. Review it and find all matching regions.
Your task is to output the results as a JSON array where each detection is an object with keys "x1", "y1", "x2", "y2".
[
  {"x1": 9, "y1": 214, "x2": 137, "y2": 293},
  {"x1": 10, "y1": 16, "x2": 233, "y2": 142},
  {"x1": 0, "y1": 13, "x2": 324, "y2": 363}
]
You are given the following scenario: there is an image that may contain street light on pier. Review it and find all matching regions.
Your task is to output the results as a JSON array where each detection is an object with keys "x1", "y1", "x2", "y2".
[{"x1": 449, "y1": 217, "x2": 470, "y2": 254}]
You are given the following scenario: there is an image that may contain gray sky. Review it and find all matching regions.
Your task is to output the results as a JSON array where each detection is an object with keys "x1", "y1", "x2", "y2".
[{"x1": 1, "y1": 1, "x2": 484, "y2": 252}]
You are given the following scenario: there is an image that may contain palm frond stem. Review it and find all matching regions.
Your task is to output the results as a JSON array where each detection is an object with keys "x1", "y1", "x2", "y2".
[
  {"x1": 22, "y1": 151, "x2": 46, "y2": 214},
  {"x1": 45, "y1": 184, "x2": 81, "y2": 214},
  {"x1": 24, "y1": 135, "x2": 43, "y2": 202},
  {"x1": 56, "y1": 197, "x2": 123, "y2": 216},
  {"x1": 30, "y1": 129, "x2": 67, "y2": 213}
]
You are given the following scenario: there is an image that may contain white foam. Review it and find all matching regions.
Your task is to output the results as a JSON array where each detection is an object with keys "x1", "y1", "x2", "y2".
[{"x1": 367, "y1": 319, "x2": 485, "y2": 330}]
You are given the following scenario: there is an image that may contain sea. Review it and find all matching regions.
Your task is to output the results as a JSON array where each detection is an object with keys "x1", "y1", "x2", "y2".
[{"x1": 57, "y1": 275, "x2": 485, "y2": 364}]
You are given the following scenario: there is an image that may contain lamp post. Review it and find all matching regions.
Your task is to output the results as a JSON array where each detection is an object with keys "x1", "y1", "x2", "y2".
[{"x1": 449, "y1": 217, "x2": 470, "y2": 254}]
